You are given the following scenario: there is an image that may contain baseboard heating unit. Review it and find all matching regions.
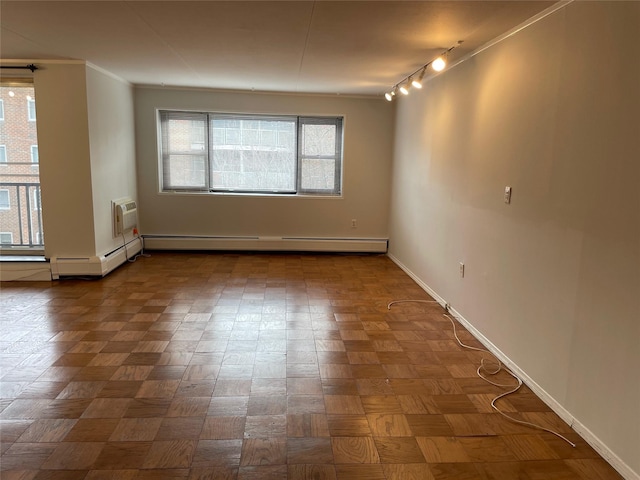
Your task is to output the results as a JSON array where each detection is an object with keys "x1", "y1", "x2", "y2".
[
  {"x1": 142, "y1": 235, "x2": 388, "y2": 253},
  {"x1": 50, "y1": 237, "x2": 142, "y2": 279}
]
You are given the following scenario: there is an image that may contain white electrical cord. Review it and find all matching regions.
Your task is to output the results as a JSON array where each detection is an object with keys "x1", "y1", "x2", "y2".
[
  {"x1": 387, "y1": 299, "x2": 576, "y2": 447},
  {"x1": 121, "y1": 231, "x2": 151, "y2": 263}
]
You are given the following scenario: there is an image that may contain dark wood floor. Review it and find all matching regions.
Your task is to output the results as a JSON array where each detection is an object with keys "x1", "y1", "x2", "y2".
[{"x1": 0, "y1": 252, "x2": 622, "y2": 479}]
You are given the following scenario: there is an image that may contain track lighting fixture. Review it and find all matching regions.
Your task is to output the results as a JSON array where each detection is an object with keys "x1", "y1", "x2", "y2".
[{"x1": 384, "y1": 41, "x2": 463, "y2": 101}]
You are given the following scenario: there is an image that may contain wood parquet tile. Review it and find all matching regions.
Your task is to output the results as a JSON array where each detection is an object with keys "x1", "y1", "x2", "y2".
[{"x1": 0, "y1": 252, "x2": 624, "y2": 479}]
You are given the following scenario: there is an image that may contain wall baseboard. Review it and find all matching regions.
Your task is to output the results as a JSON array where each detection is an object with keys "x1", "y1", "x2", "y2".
[
  {"x1": 387, "y1": 252, "x2": 638, "y2": 480},
  {"x1": 143, "y1": 235, "x2": 388, "y2": 253},
  {"x1": 0, "y1": 259, "x2": 52, "y2": 281},
  {"x1": 50, "y1": 238, "x2": 142, "y2": 279}
]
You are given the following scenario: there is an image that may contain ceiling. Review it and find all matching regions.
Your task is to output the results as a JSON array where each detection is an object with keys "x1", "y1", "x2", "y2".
[{"x1": 0, "y1": 1, "x2": 555, "y2": 96}]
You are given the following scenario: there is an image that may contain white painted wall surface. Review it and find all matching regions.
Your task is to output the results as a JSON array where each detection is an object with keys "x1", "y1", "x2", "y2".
[
  {"x1": 32, "y1": 62, "x2": 137, "y2": 265},
  {"x1": 86, "y1": 66, "x2": 137, "y2": 256},
  {"x1": 134, "y1": 87, "x2": 393, "y2": 240},
  {"x1": 34, "y1": 63, "x2": 96, "y2": 258},
  {"x1": 388, "y1": 2, "x2": 639, "y2": 477}
]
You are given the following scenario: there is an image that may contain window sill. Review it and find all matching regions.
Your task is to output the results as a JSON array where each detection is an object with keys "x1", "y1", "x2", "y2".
[{"x1": 157, "y1": 190, "x2": 343, "y2": 200}]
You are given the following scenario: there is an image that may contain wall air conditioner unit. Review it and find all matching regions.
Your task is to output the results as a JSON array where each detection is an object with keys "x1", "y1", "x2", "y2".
[{"x1": 112, "y1": 198, "x2": 137, "y2": 236}]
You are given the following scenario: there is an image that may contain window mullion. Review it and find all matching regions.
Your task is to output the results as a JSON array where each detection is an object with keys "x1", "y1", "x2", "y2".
[
  {"x1": 206, "y1": 114, "x2": 211, "y2": 191},
  {"x1": 295, "y1": 117, "x2": 302, "y2": 194}
]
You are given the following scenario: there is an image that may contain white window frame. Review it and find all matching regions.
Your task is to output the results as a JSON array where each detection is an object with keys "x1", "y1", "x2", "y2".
[
  {"x1": 0, "y1": 232, "x2": 13, "y2": 244},
  {"x1": 159, "y1": 110, "x2": 343, "y2": 196},
  {"x1": 31, "y1": 145, "x2": 38, "y2": 164},
  {"x1": 0, "y1": 189, "x2": 10, "y2": 209},
  {"x1": 0, "y1": 145, "x2": 6, "y2": 165},
  {"x1": 27, "y1": 98, "x2": 36, "y2": 121},
  {"x1": 0, "y1": 99, "x2": 4, "y2": 121}
]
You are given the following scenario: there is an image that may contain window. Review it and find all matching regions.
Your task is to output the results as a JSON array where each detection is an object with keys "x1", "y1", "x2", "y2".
[
  {"x1": 0, "y1": 99, "x2": 4, "y2": 121},
  {"x1": 0, "y1": 232, "x2": 13, "y2": 244},
  {"x1": 0, "y1": 145, "x2": 6, "y2": 164},
  {"x1": 160, "y1": 111, "x2": 343, "y2": 195},
  {"x1": 33, "y1": 189, "x2": 41, "y2": 210},
  {"x1": 0, "y1": 189, "x2": 9, "y2": 209},
  {"x1": 31, "y1": 145, "x2": 38, "y2": 164},
  {"x1": 27, "y1": 98, "x2": 36, "y2": 121}
]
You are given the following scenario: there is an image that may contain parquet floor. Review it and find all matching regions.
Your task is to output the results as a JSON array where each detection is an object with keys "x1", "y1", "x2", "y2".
[{"x1": 0, "y1": 252, "x2": 623, "y2": 479}]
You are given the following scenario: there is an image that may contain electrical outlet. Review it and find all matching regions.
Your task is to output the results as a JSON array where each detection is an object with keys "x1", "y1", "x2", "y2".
[
  {"x1": 351, "y1": 219, "x2": 357, "y2": 228},
  {"x1": 504, "y1": 186, "x2": 512, "y2": 204},
  {"x1": 459, "y1": 262, "x2": 465, "y2": 278}
]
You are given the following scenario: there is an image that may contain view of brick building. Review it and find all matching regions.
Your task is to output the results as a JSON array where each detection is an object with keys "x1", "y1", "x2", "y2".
[{"x1": 0, "y1": 83, "x2": 43, "y2": 248}]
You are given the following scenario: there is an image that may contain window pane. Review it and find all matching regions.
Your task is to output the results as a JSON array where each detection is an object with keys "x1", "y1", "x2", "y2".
[
  {"x1": 31, "y1": 145, "x2": 38, "y2": 163},
  {"x1": 301, "y1": 124, "x2": 336, "y2": 157},
  {"x1": 0, "y1": 190, "x2": 9, "y2": 209},
  {"x1": 166, "y1": 155, "x2": 207, "y2": 189},
  {"x1": 27, "y1": 98, "x2": 36, "y2": 121},
  {"x1": 300, "y1": 158, "x2": 336, "y2": 191},
  {"x1": 0, "y1": 233, "x2": 12, "y2": 244},
  {"x1": 210, "y1": 116, "x2": 296, "y2": 192},
  {"x1": 166, "y1": 117, "x2": 206, "y2": 153},
  {"x1": 0, "y1": 145, "x2": 6, "y2": 163}
]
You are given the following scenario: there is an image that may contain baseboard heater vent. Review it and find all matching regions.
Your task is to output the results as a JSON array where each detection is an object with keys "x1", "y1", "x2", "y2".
[
  {"x1": 142, "y1": 235, "x2": 388, "y2": 253},
  {"x1": 50, "y1": 238, "x2": 142, "y2": 279}
]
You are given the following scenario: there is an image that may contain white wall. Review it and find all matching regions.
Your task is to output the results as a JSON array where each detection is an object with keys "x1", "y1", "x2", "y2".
[
  {"x1": 86, "y1": 66, "x2": 137, "y2": 256},
  {"x1": 388, "y1": 2, "x2": 639, "y2": 478},
  {"x1": 134, "y1": 87, "x2": 393, "y2": 240},
  {"x1": 34, "y1": 62, "x2": 137, "y2": 261},
  {"x1": 34, "y1": 63, "x2": 95, "y2": 258}
]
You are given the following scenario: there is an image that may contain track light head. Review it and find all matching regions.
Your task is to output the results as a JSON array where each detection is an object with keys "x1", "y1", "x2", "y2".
[
  {"x1": 432, "y1": 56, "x2": 446, "y2": 72},
  {"x1": 385, "y1": 92, "x2": 393, "y2": 101},
  {"x1": 411, "y1": 69, "x2": 425, "y2": 89},
  {"x1": 399, "y1": 84, "x2": 409, "y2": 95}
]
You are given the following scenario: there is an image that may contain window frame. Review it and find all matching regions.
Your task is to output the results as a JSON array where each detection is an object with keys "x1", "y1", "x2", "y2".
[
  {"x1": 0, "y1": 145, "x2": 6, "y2": 165},
  {"x1": 158, "y1": 110, "x2": 344, "y2": 197},
  {"x1": 297, "y1": 116, "x2": 343, "y2": 196}
]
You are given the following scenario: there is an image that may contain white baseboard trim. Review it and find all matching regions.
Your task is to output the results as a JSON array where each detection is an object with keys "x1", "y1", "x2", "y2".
[
  {"x1": 0, "y1": 261, "x2": 52, "y2": 281},
  {"x1": 143, "y1": 235, "x2": 388, "y2": 253},
  {"x1": 387, "y1": 252, "x2": 638, "y2": 480},
  {"x1": 50, "y1": 238, "x2": 142, "y2": 279}
]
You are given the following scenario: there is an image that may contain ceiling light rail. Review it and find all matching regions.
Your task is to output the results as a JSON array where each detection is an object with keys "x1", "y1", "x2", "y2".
[
  {"x1": 0, "y1": 64, "x2": 39, "y2": 72},
  {"x1": 385, "y1": 41, "x2": 463, "y2": 101}
]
